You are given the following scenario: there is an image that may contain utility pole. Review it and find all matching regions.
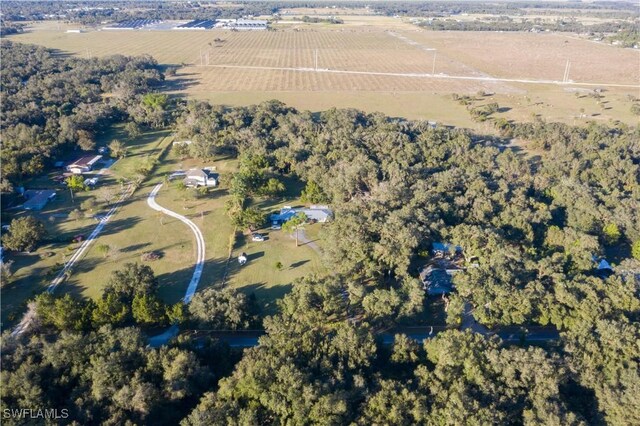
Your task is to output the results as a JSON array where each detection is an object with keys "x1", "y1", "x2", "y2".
[
  {"x1": 432, "y1": 50, "x2": 437, "y2": 75},
  {"x1": 562, "y1": 60, "x2": 571, "y2": 83}
]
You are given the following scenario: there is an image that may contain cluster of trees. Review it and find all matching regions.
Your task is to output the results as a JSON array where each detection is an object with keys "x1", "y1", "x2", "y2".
[
  {"x1": 607, "y1": 27, "x2": 640, "y2": 47},
  {"x1": 1, "y1": 41, "x2": 164, "y2": 187},
  {"x1": 224, "y1": 153, "x2": 285, "y2": 231},
  {"x1": 35, "y1": 263, "x2": 181, "y2": 331},
  {"x1": 299, "y1": 15, "x2": 344, "y2": 24},
  {"x1": 183, "y1": 276, "x2": 637, "y2": 425},
  {"x1": 468, "y1": 102, "x2": 500, "y2": 122},
  {"x1": 32, "y1": 263, "x2": 256, "y2": 332},
  {"x1": 1, "y1": 325, "x2": 237, "y2": 425},
  {"x1": 419, "y1": 16, "x2": 638, "y2": 34},
  {"x1": 1, "y1": 262, "x2": 257, "y2": 424},
  {"x1": 3, "y1": 269, "x2": 638, "y2": 424},
  {"x1": 0, "y1": 19, "x2": 24, "y2": 36},
  {"x1": 1, "y1": 216, "x2": 47, "y2": 252}
]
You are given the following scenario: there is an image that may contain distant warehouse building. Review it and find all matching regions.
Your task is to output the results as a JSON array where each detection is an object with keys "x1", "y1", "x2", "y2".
[
  {"x1": 22, "y1": 190, "x2": 57, "y2": 211},
  {"x1": 173, "y1": 19, "x2": 216, "y2": 30},
  {"x1": 229, "y1": 19, "x2": 268, "y2": 30},
  {"x1": 103, "y1": 19, "x2": 160, "y2": 30},
  {"x1": 66, "y1": 155, "x2": 102, "y2": 174}
]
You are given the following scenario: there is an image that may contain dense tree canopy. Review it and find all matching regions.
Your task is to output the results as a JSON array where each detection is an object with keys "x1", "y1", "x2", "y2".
[
  {"x1": 0, "y1": 41, "x2": 164, "y2": 184},
  {"x1": 2, "y1": 65, "x2": 639, "y2": 423},
  {"x1": 175, "y1": 100, "x2": 639, "y2": 328}
]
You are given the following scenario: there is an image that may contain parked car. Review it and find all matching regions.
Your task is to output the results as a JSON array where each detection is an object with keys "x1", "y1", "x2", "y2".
[
  {"x1": 252, "y1": 233, "x2": 265, "y2": 242},
  {"x1": 271, "y1": 222, "x2": 281, "y2": 230}
]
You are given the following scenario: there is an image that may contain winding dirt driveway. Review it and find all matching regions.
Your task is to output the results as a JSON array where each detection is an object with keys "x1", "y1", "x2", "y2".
[{"x1": 147, "y1": 183, "x2": 205, "y2": 303}]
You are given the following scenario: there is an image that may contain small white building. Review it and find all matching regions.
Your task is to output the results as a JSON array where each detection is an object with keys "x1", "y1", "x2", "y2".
[
  {"x1": 66, "y1": 155, "x2": 102, "y2": 174},
  {"x1": 183, "y1": 169, "x2": 218, "y2": 188}
]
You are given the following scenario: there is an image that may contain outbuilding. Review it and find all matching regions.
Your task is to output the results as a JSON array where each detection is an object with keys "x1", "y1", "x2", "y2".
[
  {"x1": 66, "y1": 155, "x2": 102, "y2": 174},
  {"x1": 22, "y1": 190, "x2": 57, "y2": 211}
]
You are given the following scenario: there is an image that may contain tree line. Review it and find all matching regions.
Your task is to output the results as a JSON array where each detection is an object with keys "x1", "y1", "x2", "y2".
[{"x1": 418, "y1": 16, "x2": 638, "y2": 35}]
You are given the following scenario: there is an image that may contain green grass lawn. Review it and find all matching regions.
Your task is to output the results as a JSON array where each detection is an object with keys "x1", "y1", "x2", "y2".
[
  {"x1": 2, "y1": 132, "x2": 327, "y2": 328},
  {"x1": 1, "y1": 175, "x2": 122, "y2": 327},
  {"x1": 0, "y1": 129, "x2": 173, "y2": 329},
  {"x1": 225, "y1": 176, "x2": 327, "y2": 315},
  {"x1": 93, "y1": 124, "x2": 173, "y2": 180},
  {"x1": 227, "y1": 228, "x2": 326, "y2": 315}
]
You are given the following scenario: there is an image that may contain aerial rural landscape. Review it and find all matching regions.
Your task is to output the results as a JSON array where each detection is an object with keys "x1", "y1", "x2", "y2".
[{"x1": 0, "y1": 0, "x2": 639, "y2": 424}]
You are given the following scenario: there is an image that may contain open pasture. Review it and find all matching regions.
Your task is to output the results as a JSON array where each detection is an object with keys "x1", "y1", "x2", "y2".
[
  {"x1": 12, "y1": 21, "x2": 638, "y2": 86},
  {"x1": 407, "y1": 30, "x2": 639, "y2": 85},
  {"x1": 9, "y1": 21, "x2": 639, "y2": 127}
]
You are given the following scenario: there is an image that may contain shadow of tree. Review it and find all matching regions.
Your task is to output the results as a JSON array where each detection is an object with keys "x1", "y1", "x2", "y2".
[
  {"x1": 120, "y1": 242, "x2": 152, "y2": 253},
  {"x1": 289, "y1": 259, "x2": 310, "y2": 269},
  {"x1": 238, "y1": 282, "x2": 293, "y2": 316}
]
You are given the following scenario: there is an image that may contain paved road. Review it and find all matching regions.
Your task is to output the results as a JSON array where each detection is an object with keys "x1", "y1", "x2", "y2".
[
  {"x1": 202, "y1": 64, "x2": 640, "y2": 89},
  {"x1": 147, "y1": 183, "x2": 205, "y2": 303},
  {"x1": 12, "y1": 183, "x2": 133, "y2": 336},
  {"x1": 168, "y1": 326, "x2": 559, "y2": 348},
  {"x1": 148, "y1": 324, "x2": 180, "y2": 347}
]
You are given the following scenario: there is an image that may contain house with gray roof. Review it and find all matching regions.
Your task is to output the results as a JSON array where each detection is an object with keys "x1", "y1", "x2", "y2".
[
  {"x1": 270, "y1": 205, "x2": 333, "y2": 225},
  {"x1": 420, "y1": 264, "x2": 462, "y2": 295},
  {"x1": 184, "y1": 169, "x2": 218, "y2": 188},
  {"x1": 22, "y1": 190, "x2": 57, "y2": 211}
]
